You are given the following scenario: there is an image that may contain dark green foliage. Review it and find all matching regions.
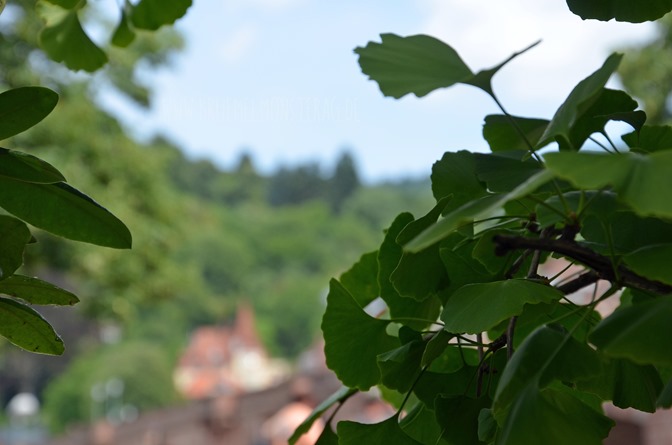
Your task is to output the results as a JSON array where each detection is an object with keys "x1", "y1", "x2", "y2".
[{"x1": 297, "y1": 4, "x2": 672, "y2": 443}]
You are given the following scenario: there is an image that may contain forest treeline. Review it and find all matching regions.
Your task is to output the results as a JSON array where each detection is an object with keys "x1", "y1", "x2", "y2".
[{"x1": 0, "y1": 0, "x2": 433, "y2": 431}]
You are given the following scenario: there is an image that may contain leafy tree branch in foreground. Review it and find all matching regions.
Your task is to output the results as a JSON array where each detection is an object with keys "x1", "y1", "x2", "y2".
[{"x1": 295, "y1": 3, "x2": 672, "y2": 444}]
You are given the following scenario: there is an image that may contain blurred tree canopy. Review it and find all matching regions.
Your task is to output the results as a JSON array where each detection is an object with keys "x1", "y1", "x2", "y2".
[
  {"x1": 619, "y1": 13, "x2": 672, "y2": 123},
  {"x1": 0, "y1": 0, "x2": 433, "y2": 431}
]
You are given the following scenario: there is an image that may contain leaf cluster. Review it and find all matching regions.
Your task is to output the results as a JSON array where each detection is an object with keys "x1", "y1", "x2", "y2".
[
  {"x1": 299, "y1": 2, "x2": 672, "y2": 444},
  {"x1": 37, "y1": 0, "x2": 191, "y2": 72},
  {"x1": 0, "y1": 86, "x2": 130, "y2": 355}
]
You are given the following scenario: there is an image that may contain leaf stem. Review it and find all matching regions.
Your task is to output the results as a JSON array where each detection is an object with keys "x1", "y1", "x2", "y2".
[
  {"x1": 589, "y1": 136, "x2": 615, "y2": 154},
  {"x1": 395, "y1": 365, "x2": 428, "y2": 418}
]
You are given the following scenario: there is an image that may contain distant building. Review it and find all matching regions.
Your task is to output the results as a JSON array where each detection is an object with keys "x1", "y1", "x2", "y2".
[{"x1": 174, "y1": 303, "x2": 289, "y2": 399}]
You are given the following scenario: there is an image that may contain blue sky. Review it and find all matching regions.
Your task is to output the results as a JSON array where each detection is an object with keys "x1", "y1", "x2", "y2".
[{"x1": 105, "y1": 1, "x2": 655, "y2": 183}]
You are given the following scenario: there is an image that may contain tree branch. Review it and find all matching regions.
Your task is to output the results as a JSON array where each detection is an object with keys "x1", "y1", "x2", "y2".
[
  {"x1": 493, "y1": 235, "x2": 672, "y2": 295},
  {"x1": 556, "y1": 271, "x2": 600, "y2": 295}
]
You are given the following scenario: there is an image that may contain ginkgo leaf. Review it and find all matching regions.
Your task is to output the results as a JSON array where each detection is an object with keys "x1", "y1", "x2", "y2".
[
  {"x1": 482, "y1": 115, "x2": 549, "y2": 152},
  {"x1": 378, "y1": 213, "x2": 442, "y2": 327},
  {"x1": 39, "y1": 8, "x2": 107, "y2": 72},
  {"x1": 356, "y1": 35, "x2": 536, "y2": 100},
  {"x1": 322, "y1": 279, "x2": 397, "y2": 390},
  {"x1": 338, "y1": 416, "x2": 423, "y2": 445},
  {"x1": 545, "y1": 150, "x2": 672, "y2": 219},
  {"x1": 567, "y1": 0, "x2": 672, "y2": 23},
  {"x1": 406, "y1": 170, "x2": 553, "y2": 252},
  {"x1": 622, "y1": 125, "x2": 672, "y2": 153},
  {"x1": 590, "y1": 297, "x2": 672, "y2": 367},
  {"x1": 289, "y1": 386, "x2": 356, "y2": 445},
  {"x1": 130, "y1": 0, "x2": 192, "y2": 30},
  {"x1": 496, "y1": 385, "x2": 613, "y2": 445},
  {"x1": 339, "y1": 250, "x2": 379, "y2": 307},
  {"x1": 578, "y1": 357, "x2": 663, "y2": 413},
  {"x1": 623, "y1": 244, "x2": 672, "y2": 285},
  {"x1": 494, "y1": 325, "x2": 602, "y2": 413},
  {"x1": 355, "y1": 34, "x2": 473, "y2": 99},
  {"x1": 378, "y1": 340, "x2": 426, "y2": 392},
  {"x1": 434, "y1": 395, "x2": 491, "y2": 445},
  {"x1": 538, "y1": 54, "x2": 622, "y2": 150},
  {"x1": 441, "y1": 280, "x2": 563, "y2": 334}
]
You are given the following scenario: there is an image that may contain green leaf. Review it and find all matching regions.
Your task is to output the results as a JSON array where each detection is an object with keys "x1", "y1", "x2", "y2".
[
  {"x1": 421, "y1": 330, "x2": 453, "y2": 368},
  {"x1": 435, "y1": 395, "x2": 491, "y2": 445},
  {"x1": 478, "y1": 408, "x2": 497, "y2": 443},
  {"x1": 440, "y1": 240, "x2": 497, "y2": 301},
  {"x1": 474, "y1": 152, "x2": 543, "y2": 193},
  {"x1": 601, "y1": 110, "x2": 646, "y2": 133},
  {"x1": 623, "y1": 125, "x2": 672, "y2": 153},
  {"x1": 587, "y1": 212, "x2": 672, "y2": 255},
  {"x1": 535, "y1": 190, "x2": 621, "y2": 229},
  {"x1": 414, "y1": 366, "x2": 480, "y2": 405},
  {"x1": 0, "y1": 178, "x2": 132, "y2": 248},
  {"x1": 289, "y1": 386, "x2": 356, "y2": 445},
  {"x1": 378, "y1": 340, "x2": 426, "y2": 393},
  {"x1": 0, "y1": 87, "x2": 59, "y2": 140},
  {"x1": 0, "y1": 148, "x2": 65, "y2": 183},
  {"x1": 589, "y1": 297, "x2": 672, "y2": 367},
  {"x1": 406, "y1": 170, "x2": 553, "y2": 252},
  {"x1": 322, "y1": 279, "x2": 397, "y2": 390},
  {"x1": 431, "y1": 151, "x2": 488, "y2": 207},
  {"x1": 538, "y1": 53, "x2": 622, "y2": 150},
  {"x1": 427, "y1": 344, "x2": 480, "y2": 374},
  {"x1": 392, "y1": 199, "x2": 451, "y2": 301},
  {"x1": 441, "y1": 280, "x2": 563, "y2": 334},
  {"x1": 560, "y1": 88, "x2": 639, "y2": 151},
  {"x1": 39, "y1": 9, "x2": 108, "y2": 72},
  {"x1": 0, "y1": 215, "x2": 32, "y2": 280},
  {"x1": 315, "y1": 427, "x2": 338, "y2": 445},
  {"x1": 494, "y1": 325, "x2": 602, "y2": 413},
  {"x1": 493, "y1": 325, "x2": 609, "y2": 444},
  {"x1": 339, "y1": 251, "x2": 379, "y2": 308},
  {"x1": 400, "y1": 403, "x2": 446, "y2": 445},
  {"x1": 658, "y1": 379, "x2": 672, "y2": 408},
  {"x1": 111, "y1": 10, "x2": 136, "y2": 47},
  {"x1": 355, "y1": 35, "x2": 538, "y2": 100},
  {"x1": 130, "y1": 0, "x2": 192, "y2": 30},
  {"x1": 560, "y1": 192, "x2": 672, "y2": 255},
  {"x1": 338, "y1": 416, "x2": 423, "y2": 445},
  {"x1": 43, "y1": 0, "x2": 82, "y2": 8},
  {"x1": 482, "y1": 115, "x2": 549, "y2": 153},
  {"x1": 488, "y1": 303, "x2": 601, "y2": 349},
  {"x1": 623, "y1": 244, "x2": 672, "y2": 285},
  {"x1": 566, "y1": 0, "x2": 672, "y2": 23},
  {"x1": 545, "y1": 150, "x2": 672, "y2": 219},
  {"x1": 0, "y1": 297, "x2": 64, "y2": 355},
  {"x1": 578, "y1": 357, "x2": 663, "y2": 412},
  {"x1": 378, "y1": 213, "x2": 442, "y2": 327},
  {"x1": 355, "y1": 34, "x2": 473, "y2": 99},
  {"x1": 496, "y1": 385, "x2": 613, "y2": 445},
  {"x1": 0, "y1": 275, "x2": 79, "y2": 306}
]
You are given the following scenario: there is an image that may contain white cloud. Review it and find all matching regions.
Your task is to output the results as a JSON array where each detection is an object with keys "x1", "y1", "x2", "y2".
[
  {"x1": 216, "y1": 24, "x2": 259, "y2": 64},
  {"x1": 417, "y1": 0, "x2": 656, "y2": 113}
]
